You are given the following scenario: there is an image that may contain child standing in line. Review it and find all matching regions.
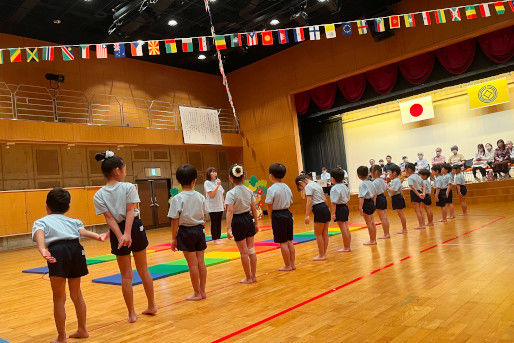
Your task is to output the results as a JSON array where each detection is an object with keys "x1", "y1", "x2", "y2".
[
  {"x1": 94, "y1": 151, "x2": 156, "y2": 322},
  {"x1": 329, "y1": 168, "x2": 351, "y2": 252},
  {"x1": 418, "y1": 169, "x2": 434, "y2": 226},
  {"x1": 356, "y1": 166, "x2": 377, "y2": 245},
  {"x1": 452, "y1": 165, "x2": 468, "y2": 215},
  {"x1": 405, "y1": 163, "x2": 426, "y2": 229},
  {"x1": 295, "y1": 174, "x2": 331, "y2": 260},
  {"x1": 432, "y1": 165, "x2": 448, "y2": 222},
  {"x1": 266, "y1": 163, "x2": 296, "y2": 271},
  {"x1": 33, "y1": 188, "x2": 107, "y2": 343},
  {"x1": 387, "y1": 165, "x2": 408, "y2": 234},
  {"x1": 371, "y1": 165, "x2": 391, "y2": 239},
  {"x1": 168, "y1": 164, "x2": 208, "y2": 300},
  {"x1": 225, "y1": 164, "x2": 260, "y2": 283},
  {"x1": 442, "y1": 163, "x2": 456, "y2": 219}
]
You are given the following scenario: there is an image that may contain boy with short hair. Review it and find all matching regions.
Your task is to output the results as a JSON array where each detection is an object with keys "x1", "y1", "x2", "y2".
[
  {"x1": 405, "y1": 163, "x2": 426, "y2": 229},
  {"x1": 33, "y1": 188, "x2": 107, "y2": 343},
  {"x1": 168, "y1": 164, "x2": 208, "y2": 301},
  {"x1": 432, "y1": 165, "x2": 448, "y2": 222},
  {"x1": 330, "y1": 168, "x2": 351, "y2": 252},
  {"x1": 418, "y1": 169, "x2": 434, "y2": 226},
  {"x1": 357, "y1": 166, "x2": 377, "y2": 245},
  {"x1": 387, "y1": 165, "x2": 408, "y2": 234},
  {"x1": 442, "y1": 163, "x2": 456, "y2": 219}
]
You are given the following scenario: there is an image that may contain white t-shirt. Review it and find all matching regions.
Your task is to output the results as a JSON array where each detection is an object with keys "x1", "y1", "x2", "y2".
[
  {"x1": 204, "y1": 180, "x2": 225, "y2": 213},
  {"x1": 94, "y1": 182, "x2": 140, "y2": 223},
  {"x1": 32, "y1": 214, "x2": 83, "y2": 245},
  {"x1": 225, "y1": 185, "x2": 255, "y2": 214},
  {"x1": 265, "y1": 182, "x2": 293, "y2": 210},
  {"x1": 168, "y1": 190, "x2": 206, "y2": 226}
]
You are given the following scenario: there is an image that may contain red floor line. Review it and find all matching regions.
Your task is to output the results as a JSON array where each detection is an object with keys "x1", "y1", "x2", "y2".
[{"x1": 210, "y1": 216, "x2": 505, "y2": 343}]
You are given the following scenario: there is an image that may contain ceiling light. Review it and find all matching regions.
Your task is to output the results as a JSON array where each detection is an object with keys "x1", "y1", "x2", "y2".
[
  {"x1": 198, "y1": 54, "x2": 206, "y2": 60},
  {"x1": 270, "y1": 19, "x2": 280, "y2": 25},
  {"x1": 53, "y1": 19, "x2": 61, "y2": 24},
  {"x1": 168, "y1": 19, "x2": 178, "y2": 26},
  {"x1": 318, "y1": 0, "x2": 329, "y2": 2},
  {"x1": 209, "y1": 0, "x2": 216, "y2": 2}
]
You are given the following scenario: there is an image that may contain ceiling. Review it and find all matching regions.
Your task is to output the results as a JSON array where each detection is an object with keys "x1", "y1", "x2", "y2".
[{"x1": 0, "y1": 0, "x2": 402, "y2": 74}]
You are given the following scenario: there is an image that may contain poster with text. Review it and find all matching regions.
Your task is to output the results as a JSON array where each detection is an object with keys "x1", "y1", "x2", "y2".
[{"x1": 179, "y1": 106, "x2": 223, "y2": 145}]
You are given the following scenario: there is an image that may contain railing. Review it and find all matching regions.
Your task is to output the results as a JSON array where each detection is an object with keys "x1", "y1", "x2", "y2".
[{"x1": 0, "y1": 83, "x2": 239, "y2": 133}]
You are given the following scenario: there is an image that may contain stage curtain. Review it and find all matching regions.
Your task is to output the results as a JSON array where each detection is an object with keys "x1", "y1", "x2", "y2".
[
  {"x1": 294, "y1": 91, "x2": 311, "y2": 115},
  {"x1": 310, "y1": 83, "x2": 337, "y2": 110},
  {"x1": 478, "y1": 26, "x2": 514, "y2": 63},
  {"x1": 436, "y1": 39, "x2": 476, "y2": 75},
  {"x1": 366, "y1": 64, "x2": 398, "y2": 95},
  {"x1": 337, "y1": 74, "x2": 367, "y2": 102},
  {"x1": 399, "y1": 52, "x2": 435, "y2": 85}
]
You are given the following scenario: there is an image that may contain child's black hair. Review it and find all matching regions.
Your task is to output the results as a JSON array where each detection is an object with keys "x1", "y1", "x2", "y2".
[
  {"x1": 46, "y1": 188, "x2": 71, "y2": 214},
  {"x1": 370, "y1": 165, "x2": 382, "y2": 174},
  {"x1": 419, "y1": 169, "x2": 431, "y2": 177},
  {"x1": 431, "y1": 165, "x2": 442, "y2": 173},
  {"x1": 205, "y1": 167, "x2": 217, "y2": 181},
  {"x1": 176, "y1": 164, "x2": 197, "y2": 186},
  {"x1": 229, "y1": 164, "x2": 245, "y2": 182},
  {"x1": 295, "y1": 173, "x2": 311, "y2": 191},
  {"x1": 330, "y1": 168, "x2": 345, "y2": 183},
  {"x1": 441, "y1": 163, "x2": 452, "y2": 173},
  {"x1": 357, "y1": 166, "x2": 368, "y2": 178},
  {"x1": 269, "y1": 163, "x2": 287, "y2": 180},
  {"x1": 451, "y1": 165, "x2": 462, "y2": 172},
  {"x1": 390, "y1": 165, "x2": 401, "y2": 176},
  {"x1": 95, "y1": 151, "x2": 125, "y2": 178},
  {"x1": 405, "y1": 162, "x2": 416, "y2": 172}
]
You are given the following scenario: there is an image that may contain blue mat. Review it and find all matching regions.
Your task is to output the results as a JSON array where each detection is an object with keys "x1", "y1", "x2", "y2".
[
  {"x1": 22, "y1": 266, "x2": 50, "y2": 274},
  {"x1": 0, "y1": 339, "x2": 10, "y2": 343},
  {"x1": 291, "y1": 235, "x2": 316, "y2": 243},
  {"x1": 92, "y1": 271, "x2": 170, "y2": 286}
]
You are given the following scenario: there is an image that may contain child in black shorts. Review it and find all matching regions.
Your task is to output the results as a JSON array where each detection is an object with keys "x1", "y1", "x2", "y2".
[
  {"x1": 329, "y1": 168, "x2": 351, "y2": 252},
  {"x1": 33, "y1": 188, "x2": 107, "y2": 343},
  {"x1": 168, "y1": 164, "x2": 208, "y2": 300},
  {"x1": 386, "y1": 165, "x2": 408, "y2": 234},
  {"x1": 406, "y1": 163, "x2": 427, "y2": 229},
  {"x1": 266, "y1": 163, "x2": 295, "y2": 270},
  {"x1": 357, "y1": 166, "x2": 378, "y2": 245},
  {"x1": 94, "y1": 151, "x2": 156, "y2": 321},
  {"x1": 452, "y1": 165, "x2": 468, "y2": 215},
  {"x1": 442, "y1": 163, "x2": 456, "y2": 219},
  {"x1": 226, "y1": 164, "x2": 260, "y2": 282},
  {"x1": 419, "y1": 169, "x2": 434, "y2": 226},
  {"x1": 432, "y1": 165, "x2": 448, "y2": 222}
]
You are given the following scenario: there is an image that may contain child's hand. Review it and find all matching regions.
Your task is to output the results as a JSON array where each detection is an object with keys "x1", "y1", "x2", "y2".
[
  {"x1": 118, "y1": 234, "x2": 132, "y2": 249},
  {"x1": 41, "y1": 249, "x2": 56, "y2": 263},
  {"x1": 420, "y1": 193, "x2": 425, "y2": 199},
  {"x1": 227, "y1": 230, "x2": 233, "y2": 240},
  {"x1": 331, "y1": 214, "x2": 336, "y2": 221},
  {"x1": 170, "y1": 239, "x2": 178, "y2": 252},
  {"x1": 98, "y1": 233, "x2": 108, "y2": 242},
  {"x1": 359, "y1": 208, "x2": 364, "y2": 217},
  {"x1": 304, "y1": 215, "x2": 310, "y2": 225}
]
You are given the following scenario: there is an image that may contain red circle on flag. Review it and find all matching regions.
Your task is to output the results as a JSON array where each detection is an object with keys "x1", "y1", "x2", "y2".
[{"x1": 410, "y1": 104, "x2": 424, "y2": 117}]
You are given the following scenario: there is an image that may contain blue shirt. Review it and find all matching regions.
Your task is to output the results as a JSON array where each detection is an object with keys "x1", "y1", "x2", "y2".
[
  {"x1": 304, "y1": 181, "x2": 326, "y2": 205},
  {"x1": 454, "y1": 173, "x2": 466, "y2": 185},
  {"x1": 265, "y1": 183, "x2": 293, "y2": 210},
  {"x1": 408, "y1": 174, "x2": 424, "y2": 191},
  {"x1": 388, "y1": 178, "x2": 403, "y2": 196},
  {"x1": 330, "y1": 183, "x2": 350, "y2": 204},
  {"x1": 423, "y1": 179, "x2": 432, "y2": 193},
  {"x1": 372, "y1": 178, "x2": 387, "y2": 195},
  {"x1": 32, "y1": 214, "x2": 83, "y2": 245},
  {"x1": 435, "y1": 175, "x2": 448, "y2": 189},
  {"x1": 168, "y1": 190, "x2": 206, "y2": 226},
  {"x1": 358, "y1": 180, "x2": 376, "y2": 199}
]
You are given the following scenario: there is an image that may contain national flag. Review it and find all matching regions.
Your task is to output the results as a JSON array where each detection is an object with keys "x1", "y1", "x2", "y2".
[
  {"x1": 130, "y1": 41, "x2": 144, "y2": 56},
  {"x1": 404, "y1": 14, "x2": 416, "y2": 27},
  {"x1": 450, "y1": 8, "x2": 461, "y2": 21},
  {"x1": 374, "y1": 18, "x2": 385, "y2": 32},
  {"x1": 96, "y1": 44, "x2": 107, "y2": 59},
  {"x1": 509, "y1": 0, "x2": 514, "y2": 12},
  {"x1": 148, "y1": 41, "x2": 160, "y2": 55},
  {"x1": 342, "y1": 22, "x2": 352, "y2": 35},
  {"x1": 247, "y1": 32, "x2": 258, "y2": 46},
  {"x1": 422, "y1": 11, "x2": 432, "y2": 25},
  {"x1": 309, "y1": 26, "x2": 321, "y2": 40},
  {"x1": 465, "y1": 6, "x2": 477, "y2": 19},
  {"x1": 261, "y1": 31, "x2": 274, "y2": 45},
  {"x1": 0, "y1": 51, "x2": 3, "y2": 65},
  {"x1": 479, "y1": 4, "x2": 491, "y2": 17},
  {"x1": 26, "y1": 48, "x2": 39, "y2": 62},
  {"x1": 214, "y1": 35, "x2": 226, "y2": 50},
  {"x1": 198, "y1": 37, "x2": 209, "y2": 51},
  {"x1": 324, "y1": 24, "x2": 336, "y2": 38},
  {"x1": 278, "y1": 29, "x2": 289, "y2": 44},
  {"x1": 165, "y1": 39, "x2": 177, "y2": 53},
  {"x1": 434, "y1": 9, "x2": 446, "y2": 24},
  {"x1": 468, "y1": 78, "x2": 510, "y2": 109},
  {"x1": 357, "y1": 20, "x2": 368, "y2": 34},
  {"x1": 42, "y1": 46, "x2": 54, "y2": 61},
  {"x1": 494, "y1": 2, "x2": 505, "y2": 14},
  {"x1": 400, "y1": 96, "x2": 435, "y2": 124},
  {"x1": 61, "y1": 46, "x2": 74, "y2": 61},
  {"x1": 389, "y1": 15, "x2": 400, "y2": 29},
  {"x1": 182, "y1": 38, "x2": 193, "y2": 52},
  {"x1": 292, "y1": 28, "x2": 305, "y2": 42},
  {"x1": 230, "y1": 33, "x2": 242, "y2": 47},
  {"x1": 79, "y1": 45, "x2": 90, "y2": 59},
  {"x1": 113, "y1": 43, "x2": 125, "y2": 58},
  {"x1": 9, "y1": 49, "x2": 21, "y2": 63}
]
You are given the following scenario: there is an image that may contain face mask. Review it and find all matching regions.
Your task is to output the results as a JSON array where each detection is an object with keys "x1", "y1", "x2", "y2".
[
  {"x1": 487, "y1": 147, "x2": 492, "y2": 151},
  {"x1": 436, "y1": 152, "x2": 441, "y2": 156},
  {"x1": 452, "y1": 150, "x2": 457, "y2": 155}
]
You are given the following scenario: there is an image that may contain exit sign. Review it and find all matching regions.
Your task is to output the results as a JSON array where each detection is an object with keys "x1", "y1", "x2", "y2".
[{"x1": 145, "y1": 168, "x2": 161, "y2": 177}]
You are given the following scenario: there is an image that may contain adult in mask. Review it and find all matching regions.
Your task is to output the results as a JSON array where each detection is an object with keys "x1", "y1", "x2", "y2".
[
  {"x1": 448, "y1": 145, "x2": 465, "y2": 168},
  {"x1": 431, "y1": 147, "x2": 446, "y2": 166}
]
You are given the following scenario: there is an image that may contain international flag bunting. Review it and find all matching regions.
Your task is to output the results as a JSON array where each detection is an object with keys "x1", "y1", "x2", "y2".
[
  {"x1": 342, "y1": 22, "x2": 352, "y2": 35},
  {"x1": 389, "y1": 15, "x2": 400, "y2": 29},
  {"x1": 374, "y1": 18, "x2": 385, "y2": 32},
  {"x1": 309, "y1": 26, "x2": 321, "y2": 40},
  {"x1": 434, "y1": 9, "x2": 446, "y2": 24},
  {"x1": 292, "y1": 28, "x2": 305, "y2": 42},
  {"x1": 261, "y1": 31, "x2": 274, "y2": 45},
  {"x1": 465, "y1": 5, "x2": 477, "y2": 19},
  {"x1": 0, "y1": 51, "x2": 3, "y2": 65},
  {"x1": 61, "y1": 46, "x2": 74, "y2": 61},
  {"x1": 450, "y1": 8, "x2": 461, "y2": 21},
  {"x1": 42, "y1": 47, "x2": 54, "y2": 61},
  {"x1": 324, "y1": 24, "x2": 336, "y2": 38},
  {"x1": 230, "y1": 33, "x2": 242, "y2": 47},
  {"x1": 26, "y1": 48, "x2": 38, "y2": 62},
  {"x1": 278, "y1": 29, "x2": 289, "y2": 44},
  {"x1": 10, "y1": 48, "x2": 22, "y2": 63},
  {"x1": 165, "y1": 39, "x2": 177, "y2": 53},
  {"x1": 509, "y1": 0, "x2": 514, "y2": 12},
  {"x1": 422, "y1": 11, "x2": 432, "y2": 25},
  {"x1": 357, "y1": 20, "x2": 368, "y2": 34},
  {"x1": 494, "y1": 2, "x2": 505, "y2": 14},
  {"x1": 113, "y1": 43, "x2": 125, "y2": 58},
  {"x1": 182, "y1": 38, "x2": 193, "y2": 52},
  {"x1": 214, "y1": 35, "x2": 227, "y2": 50},
  {"x1": 404, "y1": 14, "x2": 416, "y2": 27},
  {"x1": 199, "y1": 37, "x2": 208, "y2": 51},
  {"x1": 479, "y1": 4, "x2": 491, "y2": 17},
  {"x1": 148, "y1": 41, "x2": 160, "y2": 55},
  {"x1": 96, "y1": 44, "x2": 107, "y2": 59},
  {"x1": 80, "y1": 45, "x2": 90, "y2": 59},
  {"x1": 130, "y1": 41, "x2": 144, "y2": 56},
  {"x1": 247, "y1": 32, "x2": 258, "y2": 46}
]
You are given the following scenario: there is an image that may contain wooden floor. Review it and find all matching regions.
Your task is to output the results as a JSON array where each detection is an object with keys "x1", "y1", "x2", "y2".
[{"x1": 1, "y1": 201, "x2": 513, "y2": 343}]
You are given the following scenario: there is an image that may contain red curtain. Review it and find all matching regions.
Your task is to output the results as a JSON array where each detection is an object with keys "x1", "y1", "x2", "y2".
[
  {"x1": 436, "y1": 39, "x2": 476, "y2": 75},
  {"x1": 399, "y1": 52, "x2": 435, "y2": 85},
  {"x1": 294, "y1": 91, "x2": 310, "y2": 115},
  {"x1": 366, "y1": 64, "x2": 398, "y2": 95},
  {"x1": 478, "y1": 26, "x2": 514, "y2": 63},
  {"x1": 337, "y1": 74, "x2": 367, "y2": 102},
  {"x1": 310, "y1": 83, "x2": 337, "y2": 110}
]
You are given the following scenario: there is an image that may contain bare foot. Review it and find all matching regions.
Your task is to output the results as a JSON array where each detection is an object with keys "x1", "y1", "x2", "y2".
[
  {"x1": 69, "y1": 330, "x2": 89, "y2": 339},
  {"x1": 214, "y1": 240, "x2": 225, "y2": 245},
  {"x1": 427, "y1": 222, "x2": 434, "y2": 226},
  {"x1": 439, "y1": 219, "x2": 447, "y2": 222},
  {"x1": 51, "y1": 336, "x2": 67, "y2": 343},
  {"x1": 378, "y1": 234, "x2": 390, "y2": 239},
  {"x1": 128, "y1": 312, "x2": 138, "y2": 323},
  {"x1": 240, "y1": 278, "x2": 253, "y2": 284},
  {"x1": 448, "y1": 216, "x2": 455, "y2": 219},
  {"x1": 338, "y1": 247, "x2": 351, "y2": 252},
  {"x1": 397, "y1": 230, "x2": 408, "y2": 234},
  {"x1": 414, "y1": 226, "x2": 426, "y2": 230},
  {"x1": 312, "y1": 255, "x2": 327, "y2": 261},
  {"x1": 142, "y1": 306, "x2": 157, "y2": 316},
  {"x1": 291, "y1": 265, "x2": 296, "y2": 270},
  {"x1": 363, "y1": 241, "x2": 377, "y2": 245},
  {"x1": 251, "y1": 277, "x2": 257, "y2": 283},
  {"x1": 278, "y1": 266, "x2": 293, "y2": 271},
  {"x1": 186, "y1": 294, "x2": 203, "y2": 301},
  {"x1": 200, "y1": 291, "x2": 207, "y2": 299}
]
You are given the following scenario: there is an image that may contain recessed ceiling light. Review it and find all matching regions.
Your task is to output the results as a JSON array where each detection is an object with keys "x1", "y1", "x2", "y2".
[
  {"x1": 168, "y1": 19, "x2": 178, "y2": 26},
  {"x1": 53, "y1": 19, "x2": 61, "y2": 24},
  {"x1": 198, "y1": 54, "x2": 206, "y2": 60},
  {"x1": 209, "y1": 0, "x2": 216, "y2": 2},
  {"x1": 270, "y1": 19, "x2": 280, "y2": 25},
  {"x1": 318, "y1": 0, "x2": 328, "y2": 2}
]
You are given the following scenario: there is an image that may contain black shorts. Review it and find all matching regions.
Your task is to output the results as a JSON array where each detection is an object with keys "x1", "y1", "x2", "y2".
[
  {"x1": 436, "y1": 189, "x2": 447, "y2": 207},
  {"x1": 423, "y1": 194, "x2": 432, "y2": 206},
  {"x1": 47, "y1": 239, "x2": 88, "y2": 278},
  {"x1": 272, "y1": 209, "x2": 294, "y2": 243},
  {"x1": 177, "y1": 225, "x2": 207, "y2": 252},
  {"x1": 391, "y1": 194, "x2": 406, "y2": 210},
  {"x1": 458, "y1": 185, "x2": 468, "y2": 196},
  {"x1": 375, "y1": 193, "x2": 387, "y2": 210},
  {"x1": 410, "y1": 190, "x2": 423, "y2": 203},
  {"x1": 322, "y1": 186, "x2": 331, "y2": 195},
  {"x1": 110, "y1": 217, "x2": 149, "y2": 256},
  {"x1": 446, "y1": 190, "x2": 453, "y2": 204},
  {"x1": 231, "y1": 212, "x2": 256, "y2": 242},
  {"x1": 334, "y1": 204, "x2": 349, "y2": 222},
  {"x1": 312, "y1": 203, "x2": 331, "y2": 223},
  {"x1": 362, "y1": 198, "x2": 375, "y2": 215}
]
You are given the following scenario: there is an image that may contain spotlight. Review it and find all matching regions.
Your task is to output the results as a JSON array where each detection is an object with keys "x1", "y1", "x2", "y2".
[
  {"x1": 198, "y1": 54, "x2": 206, "y2": 60},
  {"x1": 53, "y1": 19, "x2": 61, "y2": 24},
  {"x1": 270, "y1": 19, "x2": 280, "y2": 25},
  {"x1": 168, "y1": 19, "x2": 178, "y2": 26}
]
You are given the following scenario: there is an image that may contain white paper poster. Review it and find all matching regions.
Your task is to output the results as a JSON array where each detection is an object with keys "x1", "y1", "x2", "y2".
[{"x1": 179, "y1": 106, "x2": 223, "y2": 145}]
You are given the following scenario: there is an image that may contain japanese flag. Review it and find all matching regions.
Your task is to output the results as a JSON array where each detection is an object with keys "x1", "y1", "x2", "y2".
[{"x1": 400, "y1": 96, "x2": 435, "y2": 124}]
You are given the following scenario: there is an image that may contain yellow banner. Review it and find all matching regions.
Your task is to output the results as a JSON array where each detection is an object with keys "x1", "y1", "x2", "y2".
[{"x1": 467, "y1": 78, "x2": 510, "y2": 109}]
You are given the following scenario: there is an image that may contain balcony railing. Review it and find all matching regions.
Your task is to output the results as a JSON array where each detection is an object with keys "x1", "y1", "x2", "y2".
[{"x1": 0, "y1": 83, "x2": 239, "y2": 133}]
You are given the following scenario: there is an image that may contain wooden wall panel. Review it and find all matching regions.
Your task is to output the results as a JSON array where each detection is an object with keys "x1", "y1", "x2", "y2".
[
  {"x1": 0, "y1": 192, "x2": 27, "y2": 235},
  {"x1": 2, "y1": 145, "x2": 34, "y2": 180},
  {"x1": 24, "y1": 190, "x2": 49, "y2": 233},
  {"x1": 61, "y1": 146, "x2": 87, "y2": 178}
]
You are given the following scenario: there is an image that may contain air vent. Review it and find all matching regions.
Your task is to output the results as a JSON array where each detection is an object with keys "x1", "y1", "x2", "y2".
[{"x1": 133, "y1": 150, "x2": 150, "y2": 161}]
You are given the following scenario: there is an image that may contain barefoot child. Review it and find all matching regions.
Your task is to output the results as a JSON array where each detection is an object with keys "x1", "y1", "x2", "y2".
[
  {"x1": 168, "y1": 164, "x2": 208, "y2": 300},
  {"x1": 33, "y1": 188, "x2": 107, "y2": 343},
  {"x1": 405, "y1": 163, "x2": 426, "y2": 229},
  {"x1": 419, "y1": 169, "x2": 434, "y2": 226},
  {"x1": 329, "y1": 168, "x2": 351, "y2": 252},
  {"x1": 225, "y1": 164, "x2": 260, "y2": 283},
  {"x1": 442, "y1": 163, "x2": 455, "y2": 219},
  {"x1": 432, "y1": 165, "x2": 448, "y2": 222},
  {"x1": 295, "y1": 174, "x2": 331, "y2": 260},
  {"x1": 387, "y1": 165, "x2": 408, "y2": 234},
  {"x1": 371, "y1": 165, "x2": 391, "y2": 239},
  {"x1": 357, "y1": 166, "x2": 378, "y2": 245},
  {"x1": 94, "y1": 151, "x2": 156, "y2": 321},
  {"x1": 266, "y1": 163, "x2": 296, "y2": 270},
  {"x1": 452, "y1": 165, "x2": 468, "y2": 215}
]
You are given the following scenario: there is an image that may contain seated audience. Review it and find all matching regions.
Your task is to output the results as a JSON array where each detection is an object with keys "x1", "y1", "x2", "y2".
[
  {"x1": 507, "y1": 140, "x2": 514, "y2": 162},
  {"x1": 399, "y1": 156, "x2": 409, "y2": 172},
  {"x1": 378, "y1": 159, "x2": 385, "y2": 168},
  {"x1": 416, "y1": 152, "x2": 430, "y2": 172},
  {"x1": 493, "y1": 139, "x2": 511, "y2": 179},
  {"x1": 432, "y1": 147, "x2": 446, "y2": 166},
  {"x1": 472, "y1": 144, "x2": 488, "y2": 181},
  {"x1": 383, "y1": 155, "x2": 397, "y2": 174},
  {"x1": 448, "y1": 145, "x2": 465, "y2": 167},
  {"x1": 485, "y1": 143, "x2": 495, "y2": 167},
  {"x1": 320, "y1": 167, "x2": 331, "y2": 194}
]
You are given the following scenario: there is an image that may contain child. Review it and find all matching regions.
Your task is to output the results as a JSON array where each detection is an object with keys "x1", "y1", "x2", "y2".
[
  {"x1": 33, "y1": 188, "x2": 106, "y2": 343},
  {"x1": 432, "y1": 165, "x2": 448, "y2": 222},
  {"x1": 329, "y1": 168, "x2": 351, "y2": 252},
  {"x1": 405, "y1": 163, "x2": 426, "y2": 229},
  {"x1": 442, "y1": 163, "x2": 456, "y2": 219},
  {"x1": 266, "y1": 163, "x2": 296, "y2": 270},
  {"x1": 452, "y1": 165, "x2": 468, "y2": 215},
  {"x1": 295, "y1": 173, "x2": 331, "y2": 260},
  {"x1": 94, "y1": 151, "x2": 156, "y2": 322},
  {"x1": 387, "y1": 165, "x2": 408, "y2": 234},
  {"x1": 356, "y1": 166, "x2": 377, "y2": 245},
  {"x1": 418, "y1": 169, "x2": 434, "y2": 226},
  {"x1": 371, "y1": 165, "x2": 391, "y2": 239},
  {"x1": 168, "y1": 164, "x2": 208, "y2": 299},
  {"x1": 225, "y1": 164, "x2": 260, "y2": 283}
]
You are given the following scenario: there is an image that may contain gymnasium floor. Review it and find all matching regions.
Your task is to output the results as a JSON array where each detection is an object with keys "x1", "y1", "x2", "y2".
[{"x1": 1, "y1": 202, "x2": 513, "y2": 343}]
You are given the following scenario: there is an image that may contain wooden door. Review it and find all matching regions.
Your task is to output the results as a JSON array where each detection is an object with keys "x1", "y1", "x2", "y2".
[
  {"x1": 153, "y1": 179, "x2": 171, "y2": 227},
  {"x1": 136, "y1": 180, "x2": 156, "y2": 228}
]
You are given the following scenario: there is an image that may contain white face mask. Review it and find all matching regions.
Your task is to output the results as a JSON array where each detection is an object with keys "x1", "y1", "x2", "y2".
[{"x1": 452, "y1": 150, "x2": 457, "y2": 155}]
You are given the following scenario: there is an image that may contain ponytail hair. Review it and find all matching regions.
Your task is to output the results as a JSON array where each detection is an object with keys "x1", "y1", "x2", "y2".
[{"x1": 95, "y1": 150, "x2": 125, "y2": 178}]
